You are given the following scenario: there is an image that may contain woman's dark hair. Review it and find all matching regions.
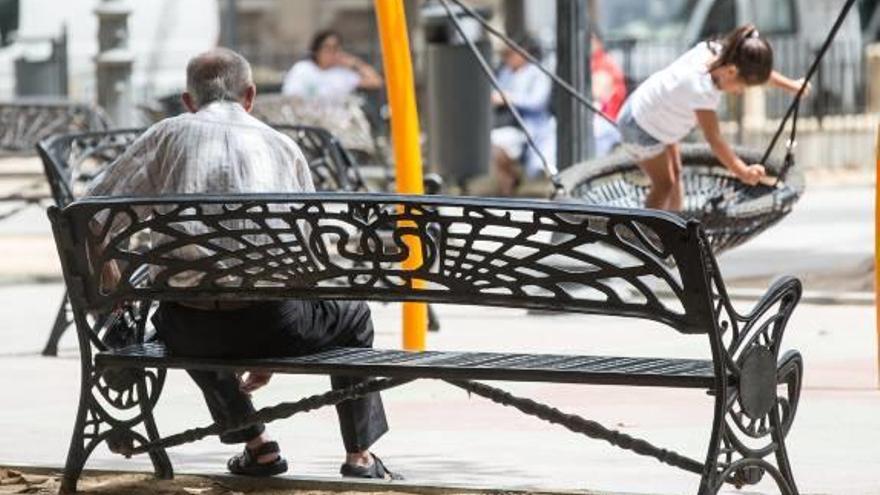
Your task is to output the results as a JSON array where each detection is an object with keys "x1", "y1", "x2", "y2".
[
  {"x1": 707, "y1": 24, "x2": 773, "y2": 85},
  {"x1": 310, "y1": 29, "x2": 342, "y2": 62},
  {"x1": 511, "y1": 34, "x2": 542, "y2": 60}
]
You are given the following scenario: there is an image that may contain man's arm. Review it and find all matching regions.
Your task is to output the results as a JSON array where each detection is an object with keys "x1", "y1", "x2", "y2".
[
  {"x1": 87, "y1": 125, "x2": 160, "y2": 197},
  {"x1": 87, "y1": 125, "x2": 162, "y2": 292}
]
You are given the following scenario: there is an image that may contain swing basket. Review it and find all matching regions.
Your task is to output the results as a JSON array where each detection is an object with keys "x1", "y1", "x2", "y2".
[{"x1": 559, "y1": 144, "x2": 805, "y2": 255}]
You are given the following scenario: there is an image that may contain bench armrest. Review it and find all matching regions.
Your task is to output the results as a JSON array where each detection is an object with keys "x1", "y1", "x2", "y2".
[{"x1": 741, "y1": 276, "x2": 803, "y2": 325}]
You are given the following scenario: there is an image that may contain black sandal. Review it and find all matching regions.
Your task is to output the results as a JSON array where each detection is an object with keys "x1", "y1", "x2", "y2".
[
  {"x1": 227, "y1": 441, "x2": 288, "y2": 477},
  {"x1": 340, "y1": 453, "x2": 403, "y2": 480}
]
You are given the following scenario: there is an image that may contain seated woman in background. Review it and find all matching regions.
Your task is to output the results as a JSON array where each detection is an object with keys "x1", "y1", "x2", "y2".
[
  {"x1": 282, "y1": 29, "x2": 383, "y2": 100},
  {"x1": 491, "y1": 36, "x2": 555, "y2": 197}
]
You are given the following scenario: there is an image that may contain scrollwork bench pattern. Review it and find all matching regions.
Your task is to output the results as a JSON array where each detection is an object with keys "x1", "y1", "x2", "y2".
[{"x1": 49, "y1": 193, "x2": 803, "y2": 494}]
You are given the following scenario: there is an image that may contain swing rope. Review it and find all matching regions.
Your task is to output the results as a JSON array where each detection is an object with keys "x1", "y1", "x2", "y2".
[
  {"x1": 447, "y1": 0, "x2": 618, "y2": 128},
  {"x1": 763, "y1": 0, "x2": 857, "y2": 184},
  {"x1": 437, "y1": 0, "x2": 562, "y2": 194}
]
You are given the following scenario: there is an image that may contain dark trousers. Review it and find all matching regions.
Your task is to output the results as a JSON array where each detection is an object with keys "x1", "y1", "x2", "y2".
[{"x1": 152, "y1": 299, "x2": 389, "y2": 453}]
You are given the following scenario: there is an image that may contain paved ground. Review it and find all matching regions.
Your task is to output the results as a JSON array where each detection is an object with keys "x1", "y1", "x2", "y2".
[
  {"x1": 0, "y1": 165, "x2": 877, "y2": 494},
  {"x1": 716, "y1": 175, "x2": 875, "y2": 294},
  {"x1": 0, "y1": 285, "x2": 877, "y2": 495}
]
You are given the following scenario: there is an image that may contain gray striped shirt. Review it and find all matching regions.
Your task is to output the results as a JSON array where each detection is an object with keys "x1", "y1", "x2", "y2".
[
  {"x1": 87, "y1": 101, "x2": 316, "y2": 289},
  {"x1": 88, "y1": 101, "x2": 315, "y2": 197}
]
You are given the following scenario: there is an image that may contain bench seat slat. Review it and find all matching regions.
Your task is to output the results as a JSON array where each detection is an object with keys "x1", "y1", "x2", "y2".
[{"x1": 96, "y1": 342, "x2": 729, "y2": 389}]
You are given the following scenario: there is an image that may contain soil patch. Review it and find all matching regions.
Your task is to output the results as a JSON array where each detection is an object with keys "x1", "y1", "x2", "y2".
[{"x1": 0, "y1": 468, "x2": 487, "y2": 495}]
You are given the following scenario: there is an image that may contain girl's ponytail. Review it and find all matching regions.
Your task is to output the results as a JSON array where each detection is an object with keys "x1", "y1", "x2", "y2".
[{"x1": 708, "y1": 24, "x2": 773, "y2": 85}]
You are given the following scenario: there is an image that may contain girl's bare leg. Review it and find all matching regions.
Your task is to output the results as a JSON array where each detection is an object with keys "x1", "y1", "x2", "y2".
[
  {"x1": 492, "y1": 146, "x2": 520, "y2": 197},
  {"x1": 638, "y1": 151, "x2": 677, "y2": 210},
  {"x1": 665, "y1": 144, "x2": 684, "y2": 211}
]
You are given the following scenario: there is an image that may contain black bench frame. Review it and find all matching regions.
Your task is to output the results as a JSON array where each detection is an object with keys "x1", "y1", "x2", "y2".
[{"x1": 48, "y1": 193, "x2": 803, "y2": 494}]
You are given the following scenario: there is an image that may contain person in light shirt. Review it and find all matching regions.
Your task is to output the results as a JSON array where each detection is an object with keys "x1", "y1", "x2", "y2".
[
  {"x1": 490, "y1": 36, "x2": 555, "y2": 197},
  {"x1": 88, "y1": 48, "x2": 400, "y2": 481},
  {"x1": 617, "y1": 24, "x2": 807, "y2": 211},
  {"x1": 281, "y1": 29, "x2": 383, "y2": 100}
]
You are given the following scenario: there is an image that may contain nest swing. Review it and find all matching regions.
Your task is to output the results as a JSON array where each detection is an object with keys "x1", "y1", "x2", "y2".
[{"x1": 440, "y1": 0, "x2": 855, "y2": 255}]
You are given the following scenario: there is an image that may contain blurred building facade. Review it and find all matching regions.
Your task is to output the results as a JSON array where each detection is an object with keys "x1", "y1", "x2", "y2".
[
  {"x1": 225, "y1": 0, "x2": 508, "y2": 84},
  {"x1": 0, "y1": 0, "x2": 219, "y2": 102}
]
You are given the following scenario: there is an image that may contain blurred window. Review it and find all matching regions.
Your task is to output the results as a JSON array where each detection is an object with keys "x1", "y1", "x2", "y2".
[
  {"x1": 700, "y1": 0, "x2": 737, "y2": 39},
  {"x1": 750, "y1": 0, "x2": 797, "y2": 35},
  {"x1": 596, "y1": 0, "x2": 700, "y2": 41},
  {"x1": 0, "y1": 0, "x2": 19, "y2": 47}
]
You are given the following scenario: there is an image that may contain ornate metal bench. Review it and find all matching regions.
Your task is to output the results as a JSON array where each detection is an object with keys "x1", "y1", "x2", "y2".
[
  {"x1": 0, "y1": 101, "x2": 109, "y2": 156},
  {"x1": 49, "y1": 193, "x2": 804, "y2": 494},
  {"x1": 0, "y1": 100, "x2": 109, "y2": 220},
  {"x1": 37, "y1": 125, "x2": 371, "y2": 356}
]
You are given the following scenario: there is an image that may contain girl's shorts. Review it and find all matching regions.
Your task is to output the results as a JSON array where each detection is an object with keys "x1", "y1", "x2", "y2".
[{"x1": 617, "y1": 102, "x2": 666, "y2": 162}]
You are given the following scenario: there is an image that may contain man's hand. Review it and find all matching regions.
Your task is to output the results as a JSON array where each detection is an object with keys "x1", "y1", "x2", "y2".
[
  {"x1": 735, "y1": 164, "x2": 767, "y2": 186},
  {"x1": 100, "y1": 260, "x2": 122, "y2": 292},
  {"x1": 239, "y1": 371, "x2": 273, "y2": 394}
]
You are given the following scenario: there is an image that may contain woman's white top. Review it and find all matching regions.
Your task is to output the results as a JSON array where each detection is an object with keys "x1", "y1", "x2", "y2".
[
  {"x1": 281, "y1": 60, "x2": 361, "y2": 100},
  {"x1": 497, "y1": 63, "x2": 554, "y2": 117},
  {"x1": 628, "y1": 42, "x2": 723, "y2": 144}
]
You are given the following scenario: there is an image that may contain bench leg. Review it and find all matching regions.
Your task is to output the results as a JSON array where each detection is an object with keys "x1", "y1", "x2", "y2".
[
  {"x1": 138, "y1": 376, "x2": 175, "y2": 483},
  {"x1": 42, "y1": 295, "x2": 71, "y2": 356},
  {"x1": 698, "y1": 384, "x2": 727, "y2": 495},
  {"x1": 427, "y1": 304, "x2": 440, "y2": 332},
  {"x1": 60, "y1": 367, "x2": 173, "y2": 493},
  {"x1": 700, "y1": 351, "x2": 803, "y2": 495}
]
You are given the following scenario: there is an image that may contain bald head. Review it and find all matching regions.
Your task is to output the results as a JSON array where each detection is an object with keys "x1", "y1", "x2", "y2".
[{"x1": 184, "y1": 48, "x2": 255, "y2": 110}]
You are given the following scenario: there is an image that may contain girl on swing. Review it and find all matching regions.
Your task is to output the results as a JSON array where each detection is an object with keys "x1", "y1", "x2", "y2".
[{"x1": 617, "y1": 24, "x2": 806, "y2": 211}]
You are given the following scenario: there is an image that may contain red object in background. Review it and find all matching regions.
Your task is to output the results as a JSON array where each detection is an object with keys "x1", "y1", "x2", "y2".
[{"x1": 591, "y1": 46, "x2": 627, "y2": 121}]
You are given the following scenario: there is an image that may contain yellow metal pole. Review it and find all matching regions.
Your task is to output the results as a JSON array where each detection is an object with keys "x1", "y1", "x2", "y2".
[
  {"x1": 374, "y1": 0, "x2": 428, "y2": 351},
  {"x1": 875, "y1": 123, "x2": 879, "y2": 387}
]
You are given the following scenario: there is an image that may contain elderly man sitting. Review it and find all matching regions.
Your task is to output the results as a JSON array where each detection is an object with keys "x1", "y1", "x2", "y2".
[{"x1": 87, "y1": 48, "x2": 400, "y2": 480}]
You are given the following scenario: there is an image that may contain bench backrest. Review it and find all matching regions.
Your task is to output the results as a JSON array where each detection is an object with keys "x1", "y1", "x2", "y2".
[
  {"x1": 38, "y1": 125, "x2": 368, "y2": 208},
  {"x1": 252, "y1": 94, "x2": 376, "y2": 156},
  {"x1": 50, "y1": 193, "x2": 720, "y2": 335},
  {"x1": 0, "y1": 101, "x2": 109, "y2": 156}
]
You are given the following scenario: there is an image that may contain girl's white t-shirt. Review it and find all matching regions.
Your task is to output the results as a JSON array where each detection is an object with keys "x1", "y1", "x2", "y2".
[
  {"x1": 281, "y1": 60, "x2": 361, "y2": 100},
  {"x1": 629, "y1": 42, "x2": 723, "y2": 144}
]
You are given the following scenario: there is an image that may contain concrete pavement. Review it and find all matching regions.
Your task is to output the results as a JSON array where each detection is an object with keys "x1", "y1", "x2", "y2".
[
  {"x1": 717, "y1": 178, "x2": 875, "y2": 295},
  {"x1": 0, "y1": 169, "x2": 877, "y2": 494},
  {"x1": 0, "y1": 283, "x2": 877, "y2": 495}
]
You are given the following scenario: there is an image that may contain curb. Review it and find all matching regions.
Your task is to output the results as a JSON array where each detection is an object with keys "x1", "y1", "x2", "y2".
[
  {"x1": 0, "y1": 464, "x2": 640, "y2": 495},
  {"x1": 722, "y1": 287, "x2": 874, "y2": 306},
  {"x1": 0, "y1": 274, "x2": 63, "y2": 287}
]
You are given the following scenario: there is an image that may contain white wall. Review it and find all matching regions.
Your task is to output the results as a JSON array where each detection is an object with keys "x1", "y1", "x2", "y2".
[
  {"x1": 0, "y1": 0, "x2": 220, "y2": 102},
  {"x1": 524, "y1": 0, "x2": 556, "y2": 49}
]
